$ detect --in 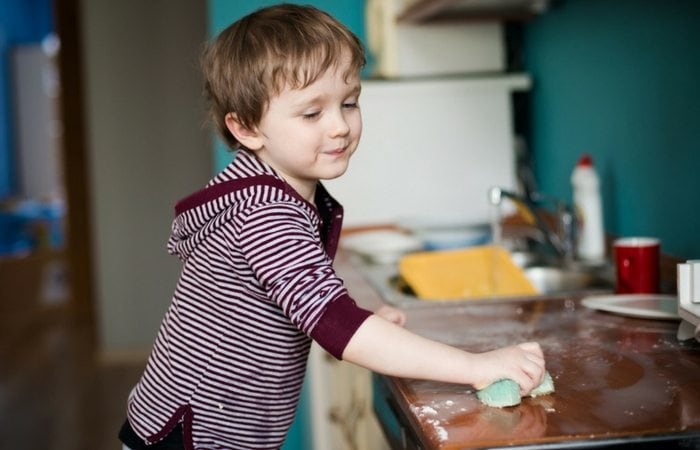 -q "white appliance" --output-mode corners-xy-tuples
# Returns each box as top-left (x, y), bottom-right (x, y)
(678, 260), (700, 343)
(11, 42), (63, 200)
